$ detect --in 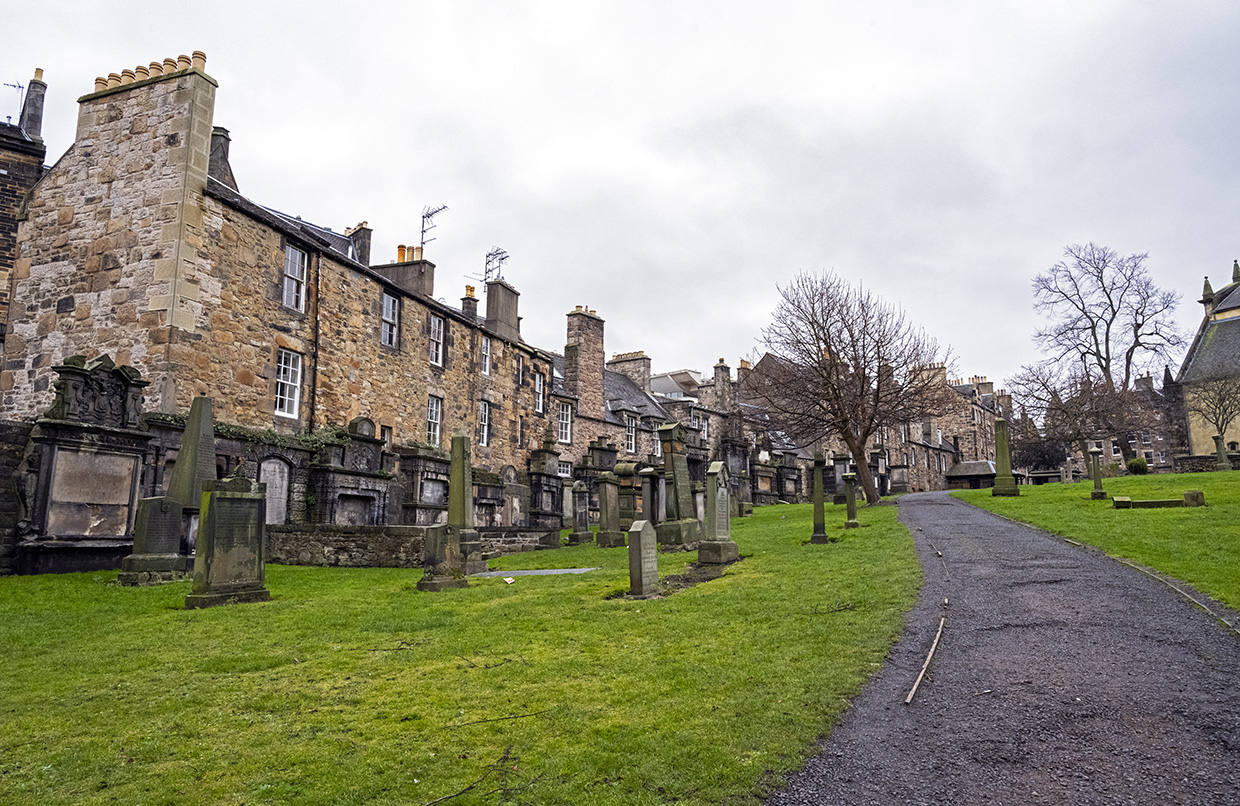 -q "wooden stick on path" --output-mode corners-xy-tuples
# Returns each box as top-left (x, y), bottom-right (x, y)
(905, 617), (946, 705)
